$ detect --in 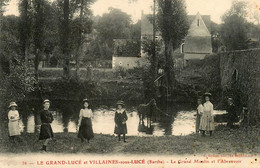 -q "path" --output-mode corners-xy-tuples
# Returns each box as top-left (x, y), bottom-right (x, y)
(112, 138), (135, 153)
